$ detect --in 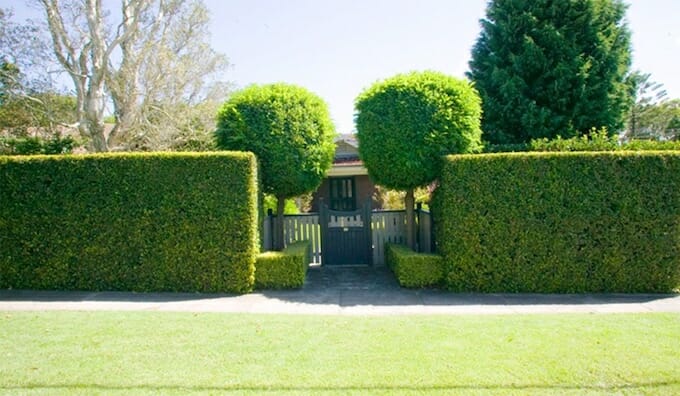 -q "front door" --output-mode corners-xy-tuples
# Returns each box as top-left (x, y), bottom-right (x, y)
(320, 203), (372, 266)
